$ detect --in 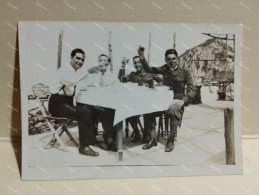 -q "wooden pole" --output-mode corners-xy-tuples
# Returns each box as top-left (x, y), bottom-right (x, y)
(148, 32), (151, 64)
(226, 34), (228, 61)
(116, 121), (123, 161)
(233, 34), (235, 62)
(173, 32), (176, 49)
(224, 108), (235, 165)
(202, 33), (234, 40)
(57, 30), (63, 69)
(108, 30), (113, 73)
